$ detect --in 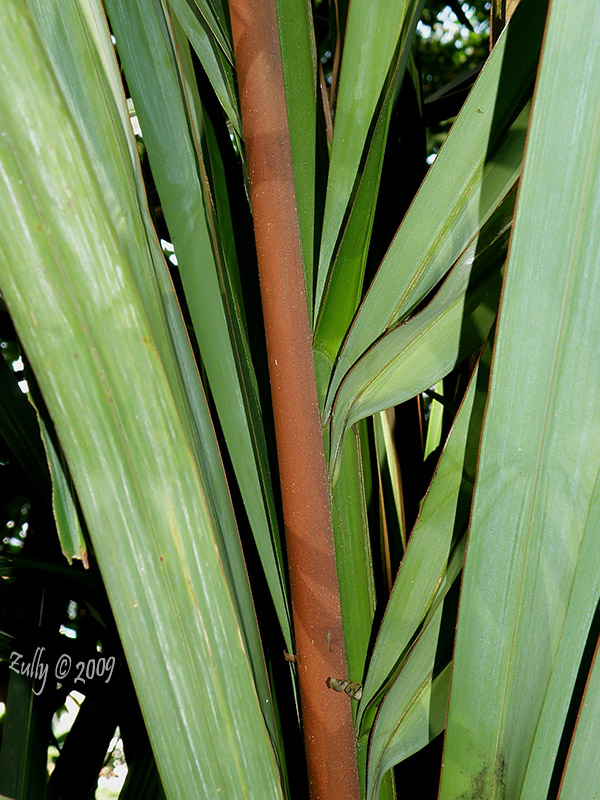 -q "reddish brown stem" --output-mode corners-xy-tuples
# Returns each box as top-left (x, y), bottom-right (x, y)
(228, 2), (360, 798)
